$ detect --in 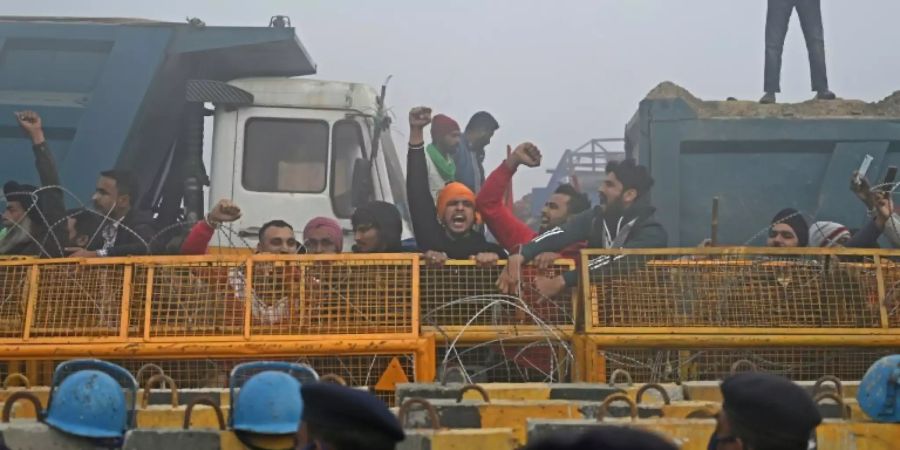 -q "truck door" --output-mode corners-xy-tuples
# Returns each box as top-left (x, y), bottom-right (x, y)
(230, 107), (339, 248)
(228, 108), (384, 249)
